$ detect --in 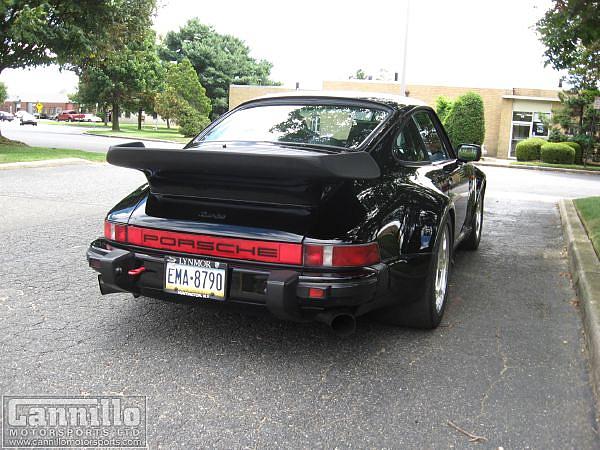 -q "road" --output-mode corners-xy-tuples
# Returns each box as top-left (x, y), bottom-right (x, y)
(1, 164), (600, 448)
(1, 120), (183, 151)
